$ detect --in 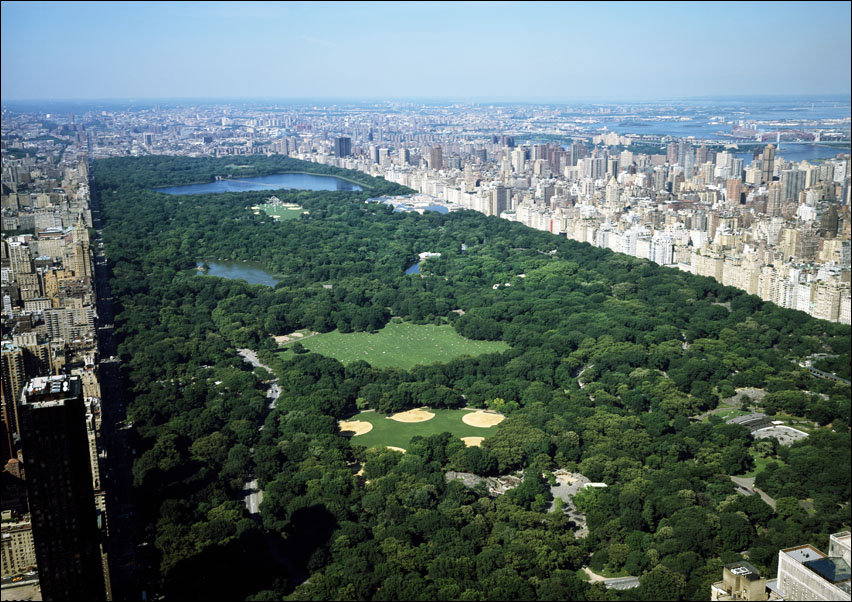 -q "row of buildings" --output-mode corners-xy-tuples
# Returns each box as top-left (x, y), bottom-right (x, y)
(2, 132), (110, 599)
